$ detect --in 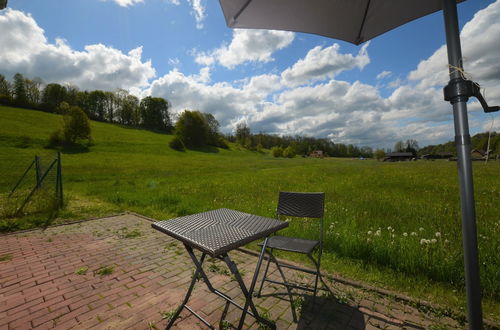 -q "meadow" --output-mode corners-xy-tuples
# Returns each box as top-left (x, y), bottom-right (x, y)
(1, 105), (499, 321)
